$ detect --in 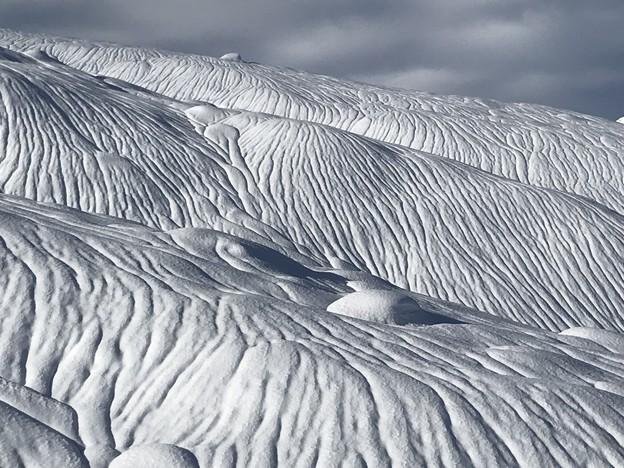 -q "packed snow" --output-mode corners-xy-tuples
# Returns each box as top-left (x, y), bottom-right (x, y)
(1, 28), (624, 467)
